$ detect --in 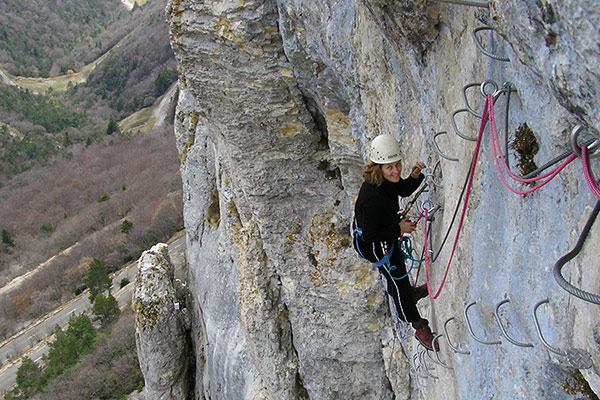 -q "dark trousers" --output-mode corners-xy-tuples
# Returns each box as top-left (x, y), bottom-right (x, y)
(354, 237), (426, 328)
